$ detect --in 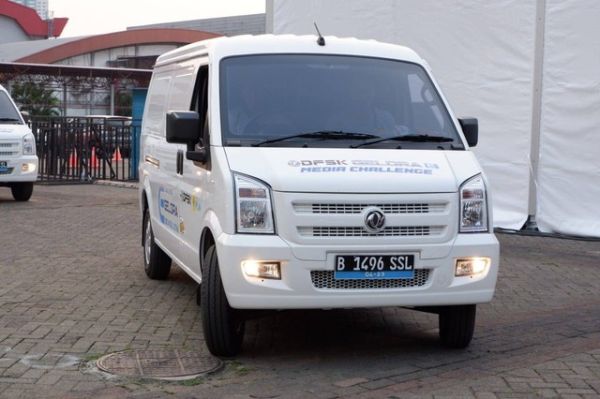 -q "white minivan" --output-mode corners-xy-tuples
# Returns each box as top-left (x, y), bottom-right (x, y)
(139, 35), (499, 356)
(0, 84), (38, 201)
